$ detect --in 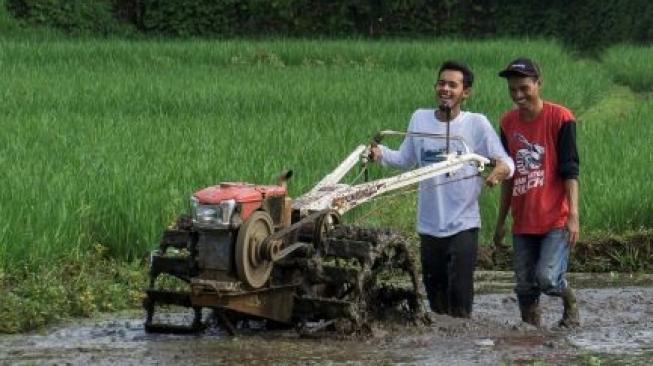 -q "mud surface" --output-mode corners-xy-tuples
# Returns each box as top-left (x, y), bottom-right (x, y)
(1, 272), (652, 365)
